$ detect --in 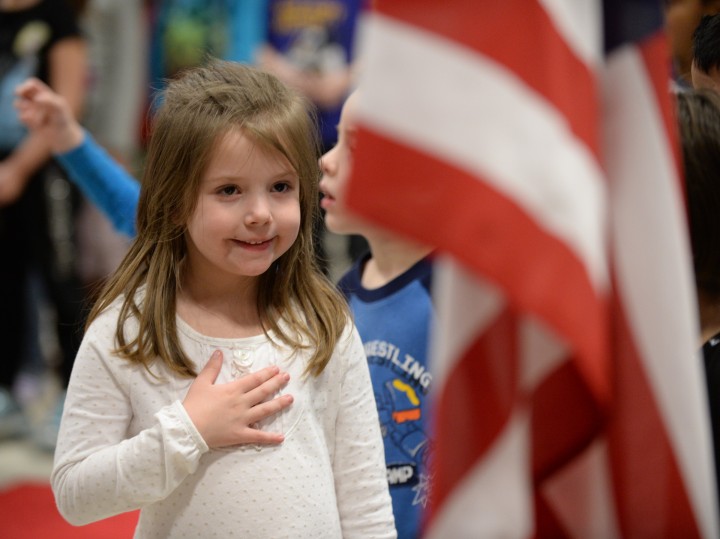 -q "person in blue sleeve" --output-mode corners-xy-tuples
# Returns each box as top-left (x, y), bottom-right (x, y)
(15, 77), (138, 237)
